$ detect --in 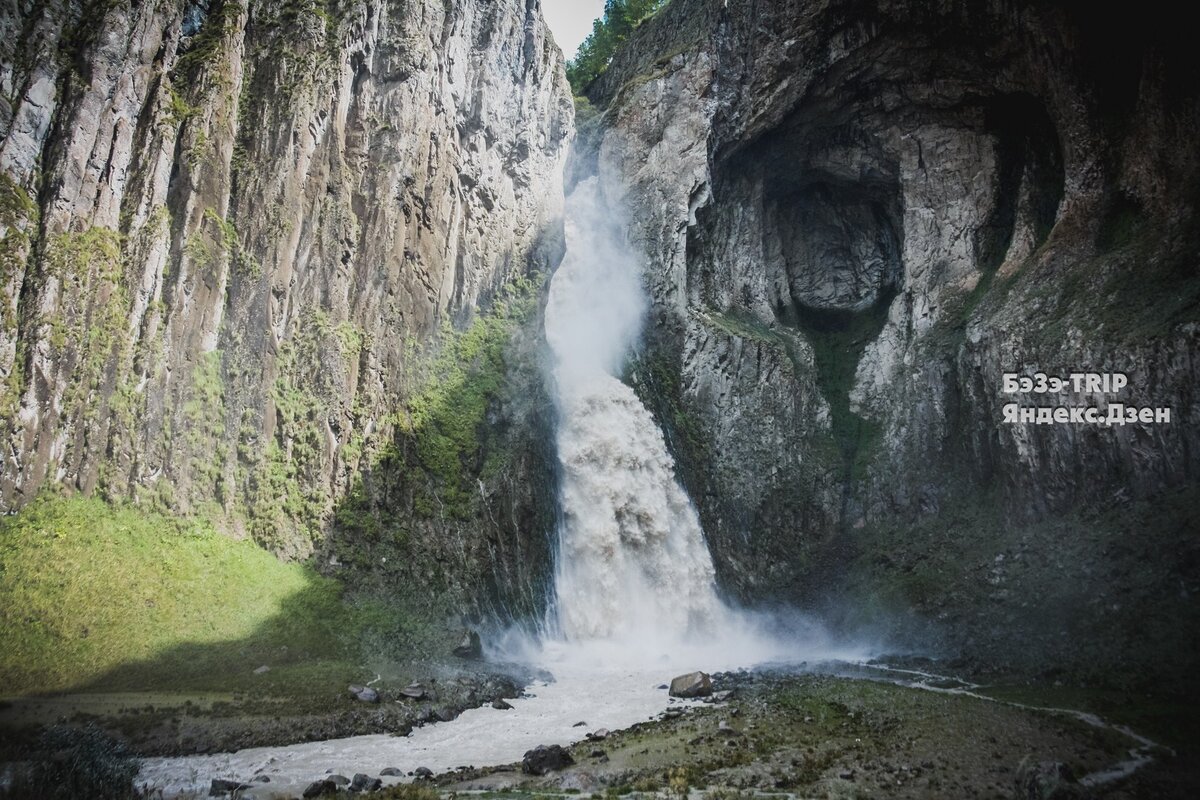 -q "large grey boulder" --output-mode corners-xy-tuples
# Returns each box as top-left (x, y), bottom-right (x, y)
(521, 744), (575, 775)
(669, 671), (712, 698)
